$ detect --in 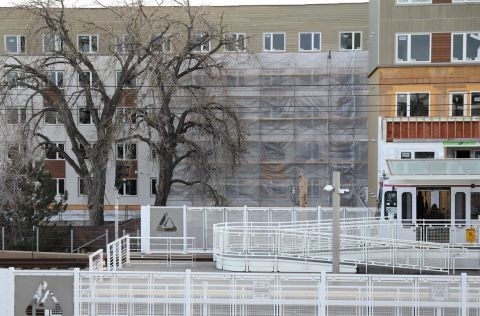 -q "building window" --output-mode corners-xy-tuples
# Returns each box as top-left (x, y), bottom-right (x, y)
(264, 33), (285, 52)
(193, 33), (210, 52)
(397, 0), (431, 4)
(45, 110), (61, 125)
(151, 178), (157, 196)
(339, 32), (361, 50)
(226, 70), (245, 87)
(396, 93), (429, 117)
(472, 92), (480, 116)
(78, 71), (99, 88)
(116, 71), (136, 88)
(401, 192), (413, 224)
(79, 108), (92, 124)
(117, 143), (137, 160)
(52, 178), (65, 196)
(5, 71), (24, 88)
(78, 35), (98, 53)
(401, 152), (412, 159)
(6, 108), (26, 124)
(151, 33), (171, 52)
(47, 71), (64, 89)
(43, 33), (63, 52)
(224, 33), (246, 52)
(5, 35), (25, 53)
(119, 179), (137, 196)
(451, 93), (465, 116)
(452, 32), (480, 62)
(299, 32), (321, 51)
(396, 33), (431, 63)
(78, 178), (87, 196)
(414, 152), (434, 159)
(116, 107), (137, 124)
(45, 143), (65, 160)
(115, 34), (134, 53)
(225, 179), (246, 197)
